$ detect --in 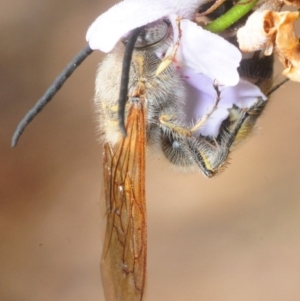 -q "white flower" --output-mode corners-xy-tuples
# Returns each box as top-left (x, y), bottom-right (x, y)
(87, 0), (266, 136)
(86, 0), (241, 86)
